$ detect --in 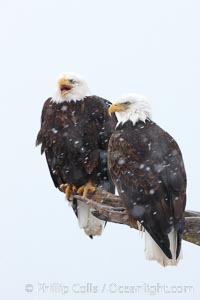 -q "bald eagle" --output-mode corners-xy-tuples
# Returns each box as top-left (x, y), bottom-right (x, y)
(36, 73), (117, 237)
(108, 94), (186, 266)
